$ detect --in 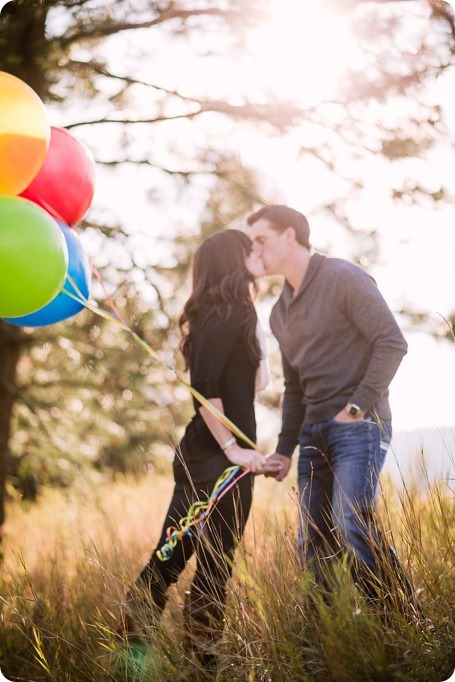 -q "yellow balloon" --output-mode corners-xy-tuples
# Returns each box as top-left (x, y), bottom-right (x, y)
(0, 71), (50, 196)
